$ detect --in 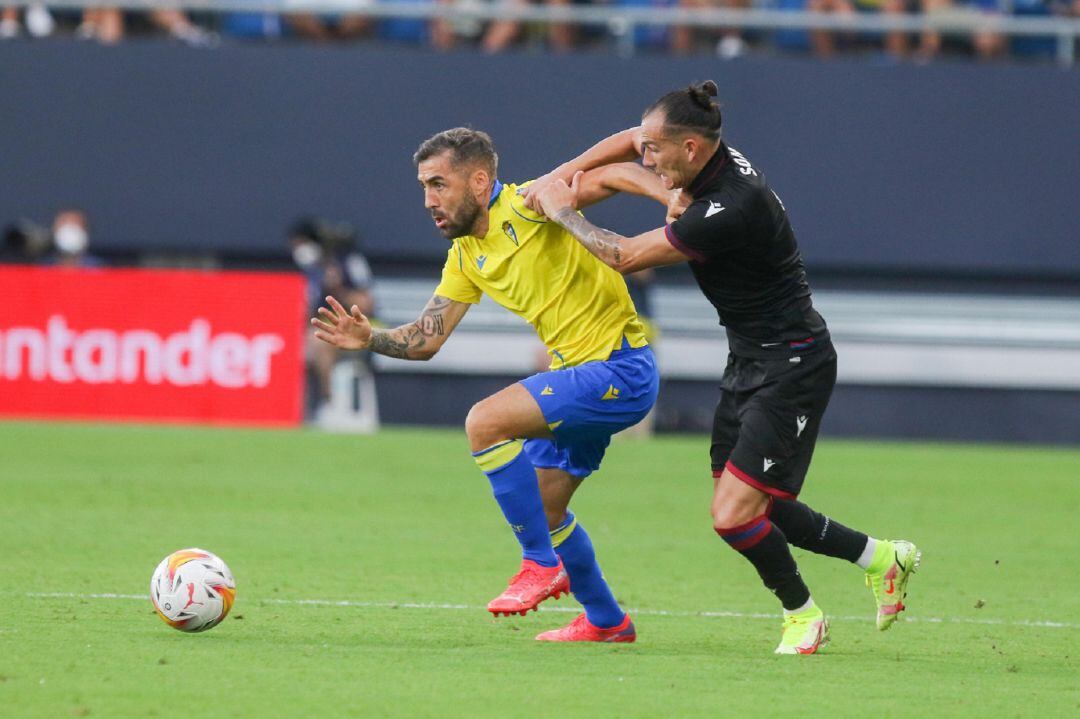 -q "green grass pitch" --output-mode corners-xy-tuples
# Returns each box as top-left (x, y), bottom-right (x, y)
(1, 421), (1078, 717)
